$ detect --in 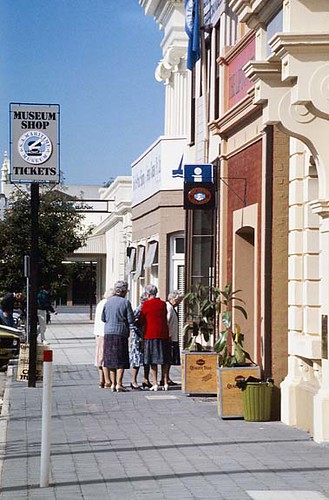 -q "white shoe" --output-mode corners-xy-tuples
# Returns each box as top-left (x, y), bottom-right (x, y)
(43, 340), (49, 345)
(150, 384), (158, 391)
(163, 384), (169, 391)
